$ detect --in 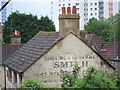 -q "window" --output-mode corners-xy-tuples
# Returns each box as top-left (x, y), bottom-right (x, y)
(8, 69), (12, 82)
(90, 8), (92, 11)
(7, 70), (9, 77)
(68, 4), (70, 6)
(63, 4), (65, 6)
(76, 3), (79, 6)
(91, 13), (93, 16)
(59, 9), (61, 12)
(90, 3), (92, 5)
(95, 13), (97, 16)
(14, 72), (17, 84)
(76, 8), (79, 11)
(95, 8), (97, 10)
(95, 3), (97, 5)
(59, 0), (61, 2)
(59, 4), (61, 7)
